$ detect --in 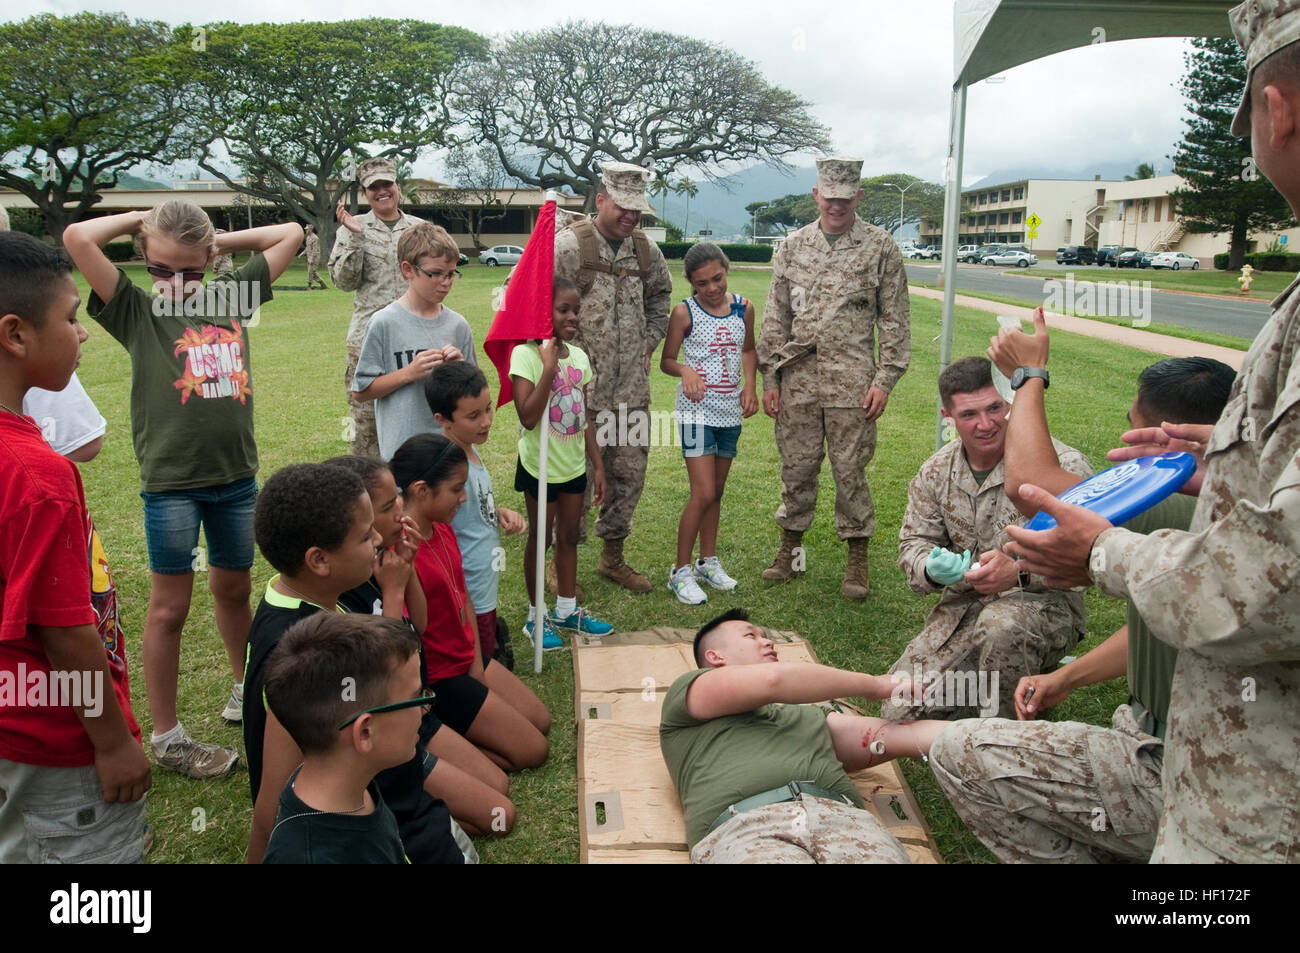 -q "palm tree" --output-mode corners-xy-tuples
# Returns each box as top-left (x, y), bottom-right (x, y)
(675, 176), (699, 235)
(1124, 162), (1158, 181)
